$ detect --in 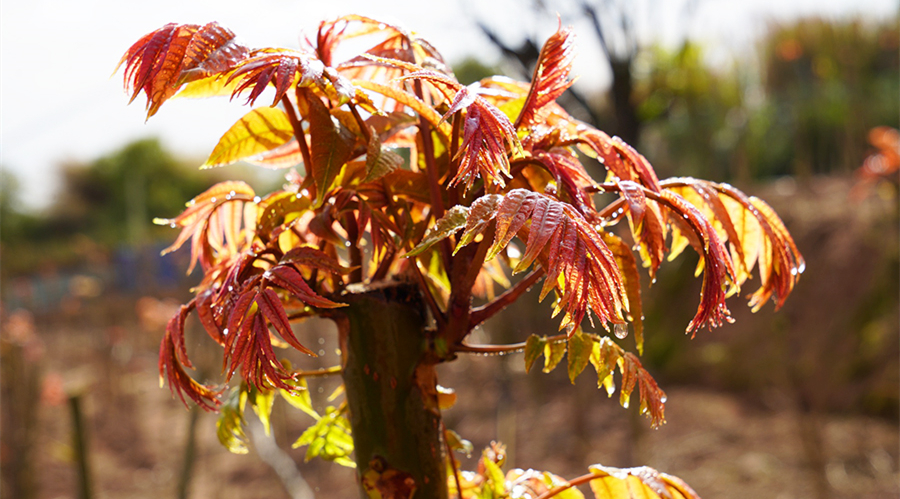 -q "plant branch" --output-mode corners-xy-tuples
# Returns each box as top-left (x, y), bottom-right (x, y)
(468, 268), (545, 328)
(456, 332), (568, 356)
(348, 102), (372, 144)
(442, 421), (463, 498)
(281, 94), (312, 174)
(409, 258), (446, 327)
(293, 366), (342, 378)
